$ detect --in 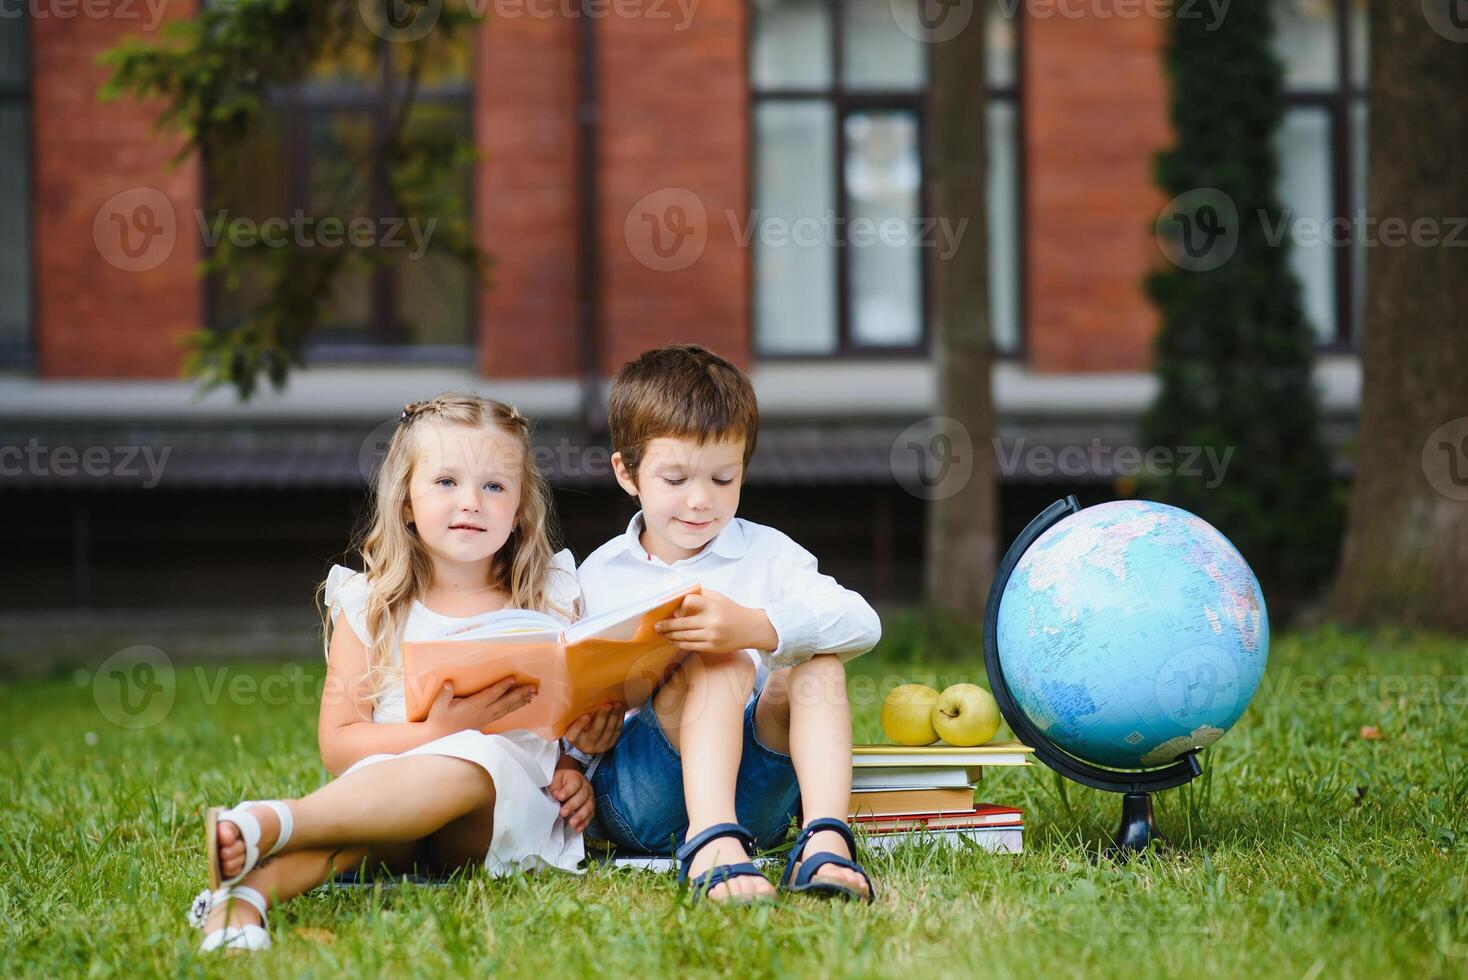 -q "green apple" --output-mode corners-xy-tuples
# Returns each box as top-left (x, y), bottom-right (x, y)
(881, 684), (941, 746)
(932, 683), (1001, 746)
